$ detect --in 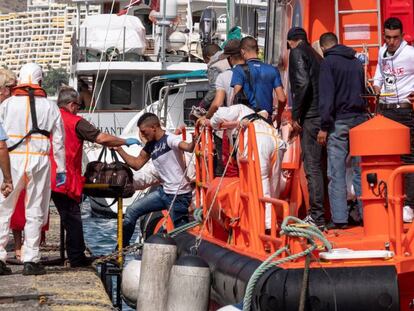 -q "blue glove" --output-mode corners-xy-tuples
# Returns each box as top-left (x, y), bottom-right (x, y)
(125, 138), (141, 147)
(56, 173), (66, 187)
